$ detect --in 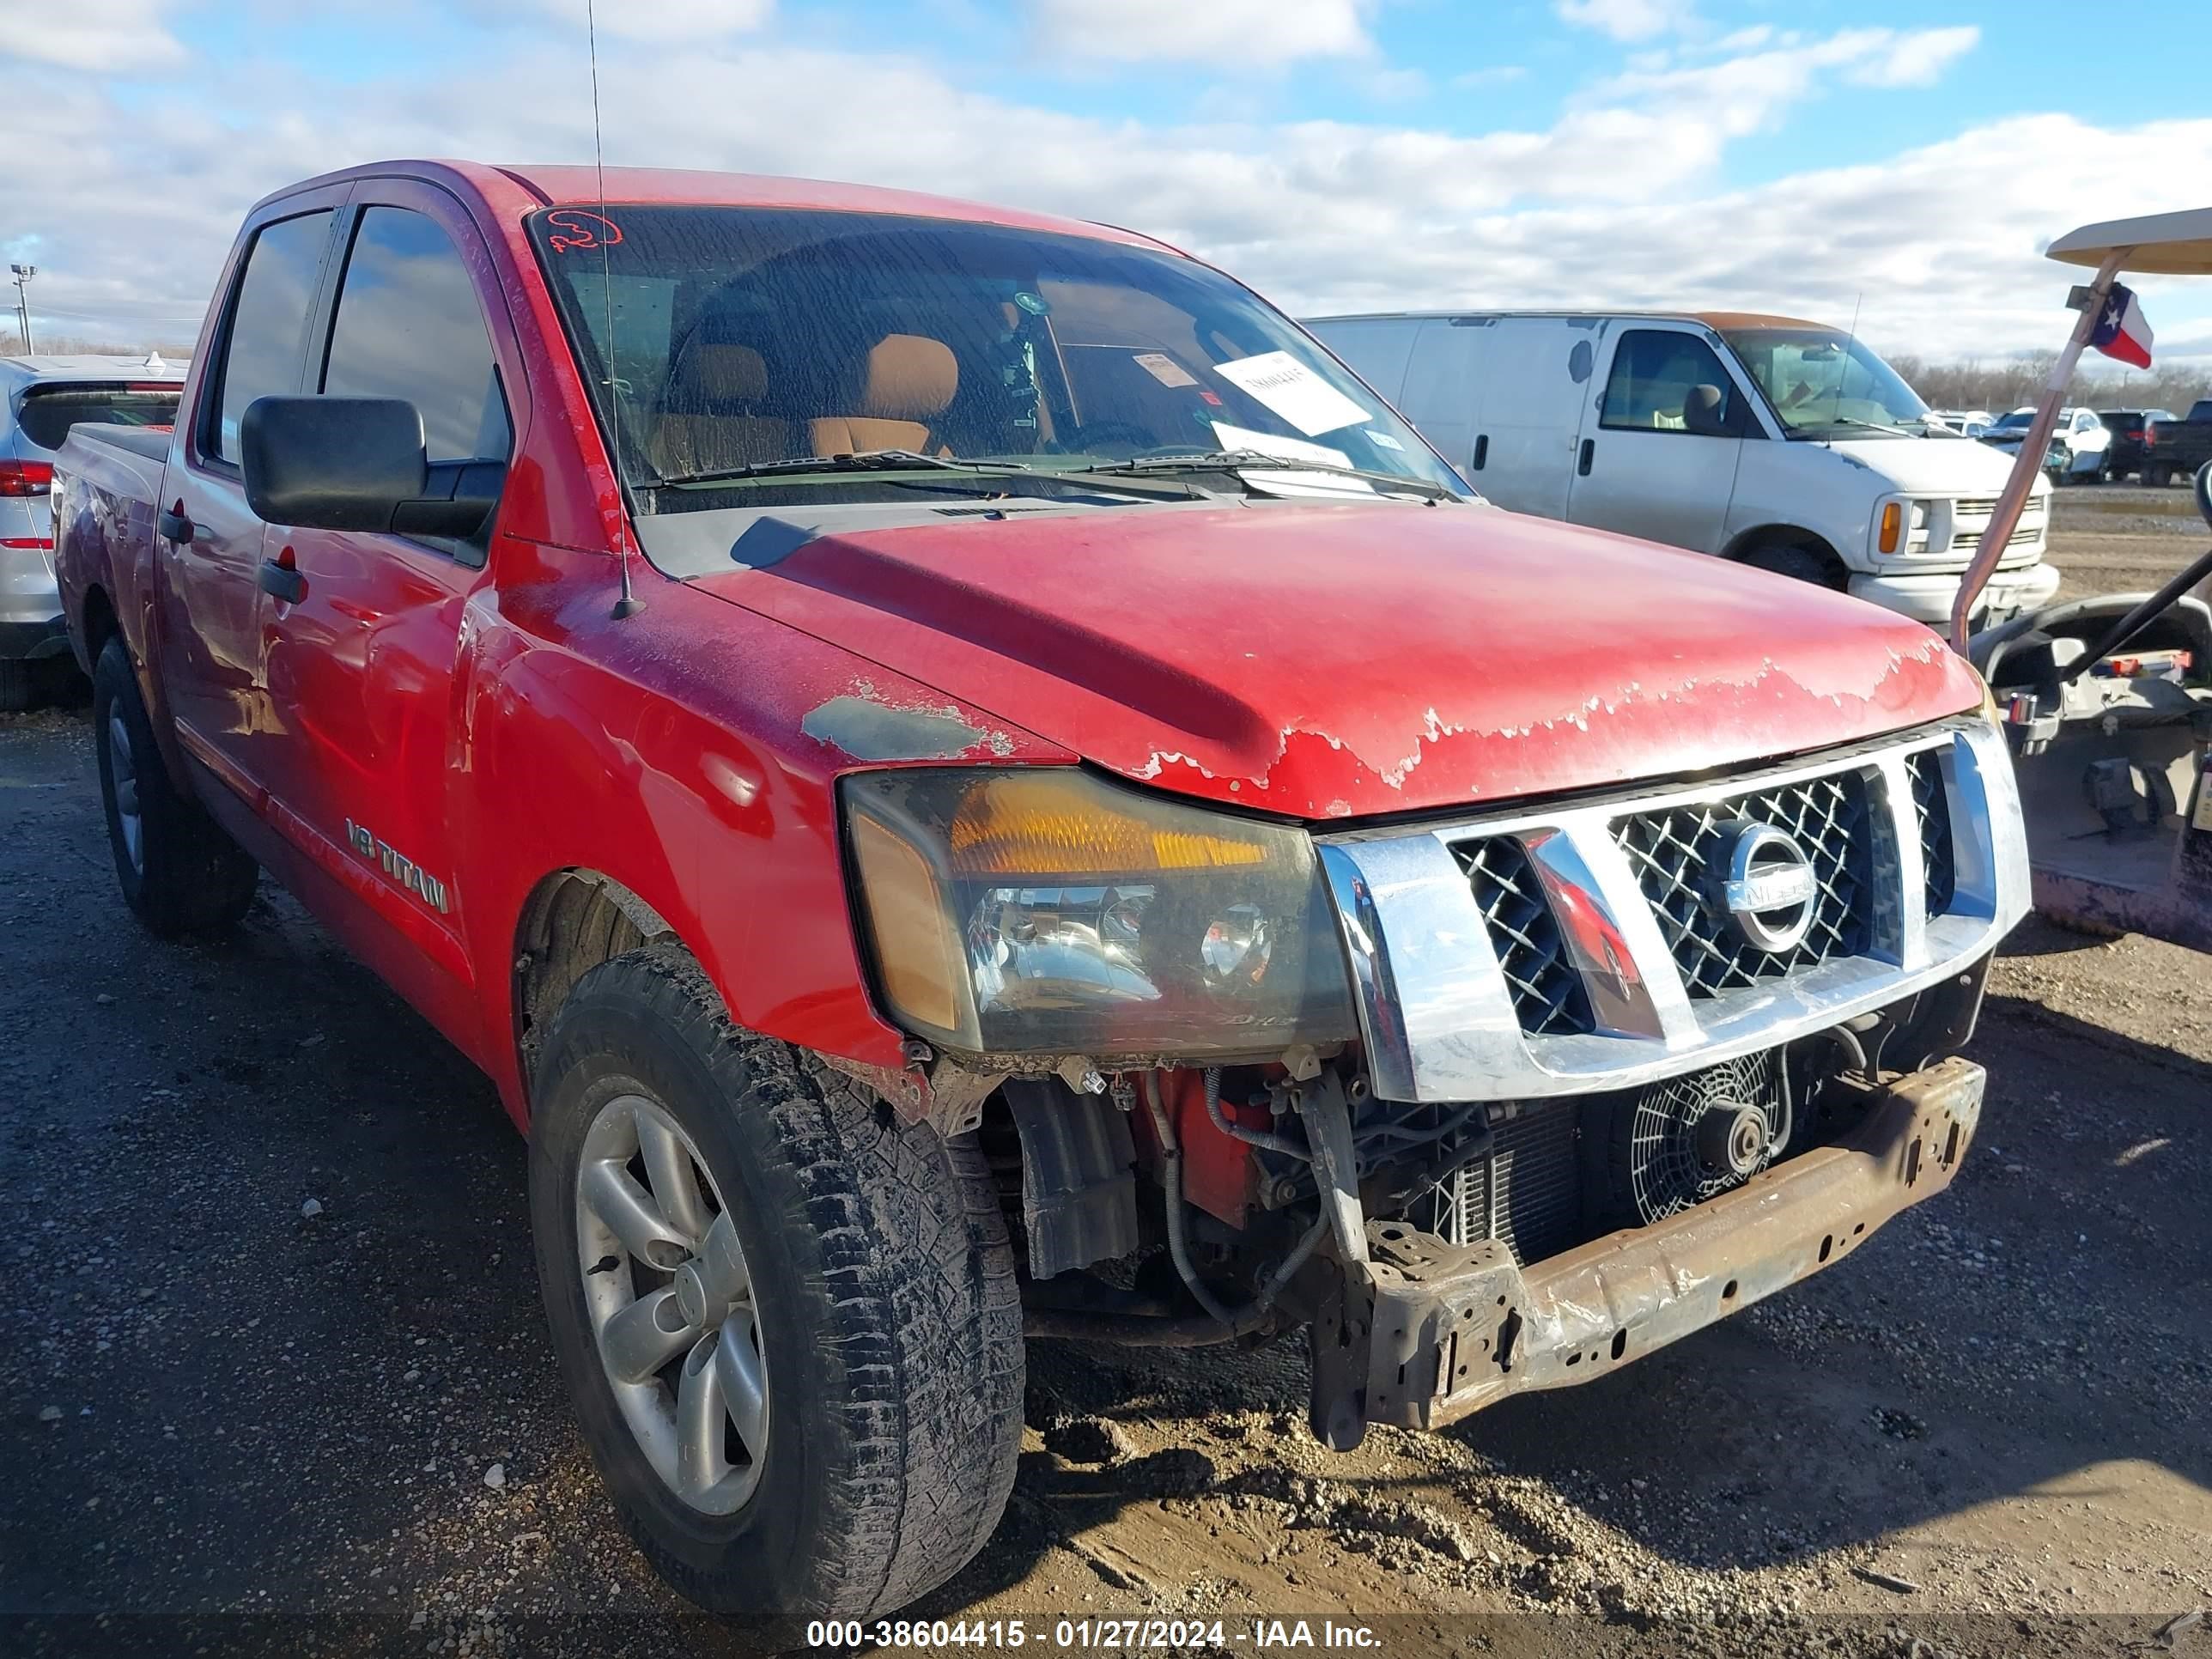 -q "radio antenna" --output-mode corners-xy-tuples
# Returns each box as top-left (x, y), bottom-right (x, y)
(1830, 289), (1863, 429)
(588, 0), (641, 619)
